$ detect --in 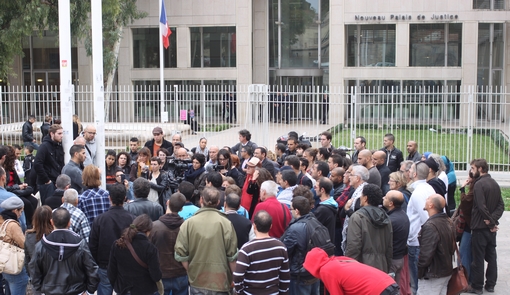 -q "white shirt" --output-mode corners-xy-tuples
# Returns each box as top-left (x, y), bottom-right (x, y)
(407, 180), (435, 246)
